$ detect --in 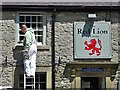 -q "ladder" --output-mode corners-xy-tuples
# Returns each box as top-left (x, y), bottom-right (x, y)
(24, 73), (35, 90)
